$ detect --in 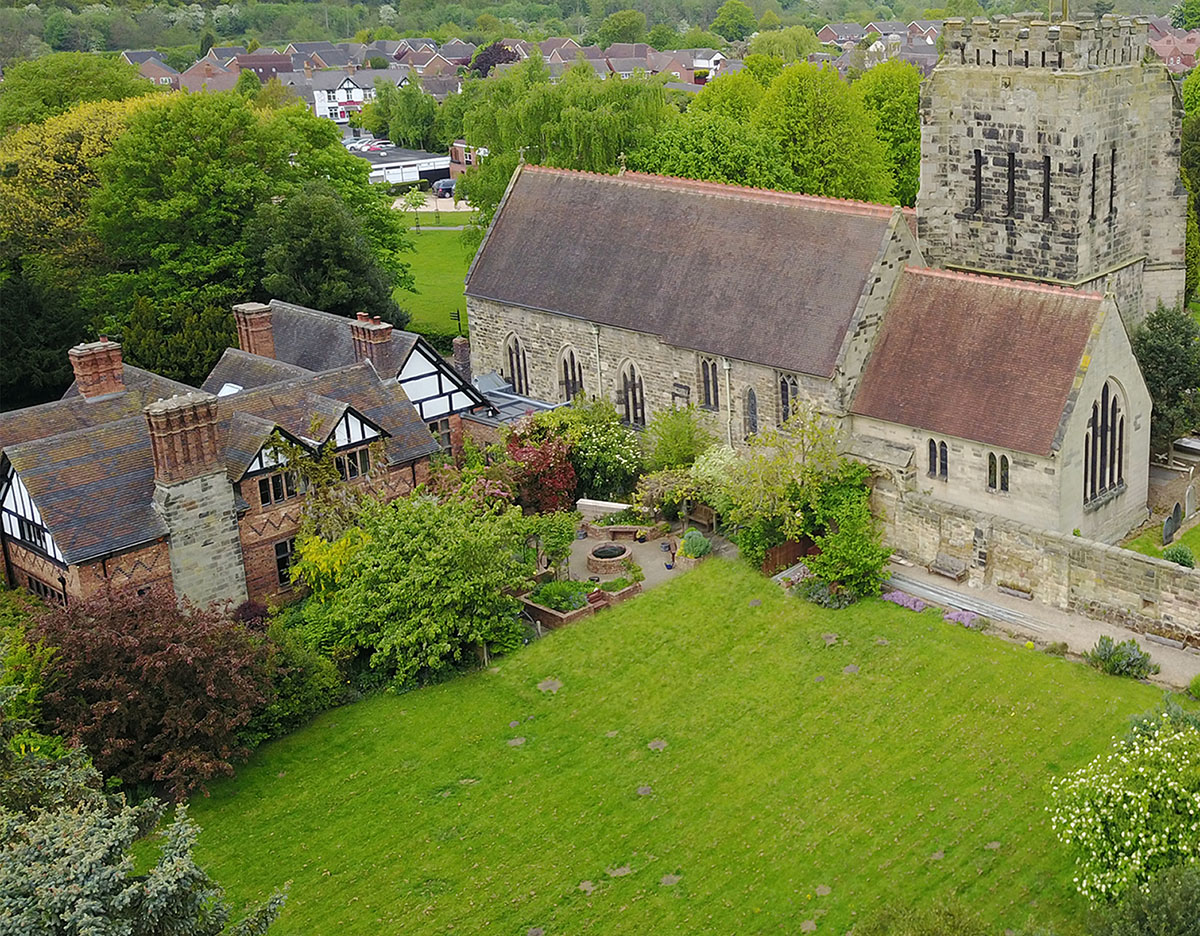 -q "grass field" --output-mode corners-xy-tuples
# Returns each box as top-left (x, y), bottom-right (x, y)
(1122, 519), (1200, 560)
(184, 561), (1172, 935)
(395, 229), (474, 337)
